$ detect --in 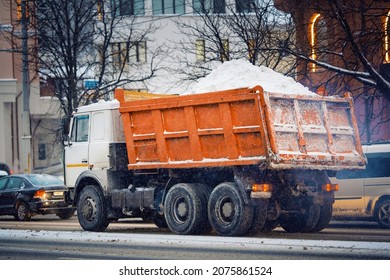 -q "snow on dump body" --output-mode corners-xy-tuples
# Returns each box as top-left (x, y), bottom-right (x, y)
(188, 59), (317, 96)
(177, 59), (365, 170)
